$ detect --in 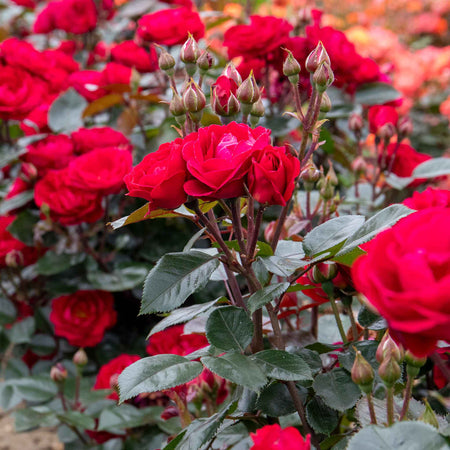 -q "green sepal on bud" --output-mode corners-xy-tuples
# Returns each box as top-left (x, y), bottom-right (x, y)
(158, 49), (176, 75)
(182, 79), (206, 113)
(197, 50), (213, 73)
(351, 349), (375, 394)
(283, 49), (301, 85)
(320, 92), (332, 112)
(73, 348), (88, 367)
(237, 72), (261, 105)
(305, 41), (330, 73)
(169, 90), (186, 117)
(300, 159), (321, 190)
(404, 350), (427, 378)
(378, 354), (401, 388)
(313, 62), (334, 93)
